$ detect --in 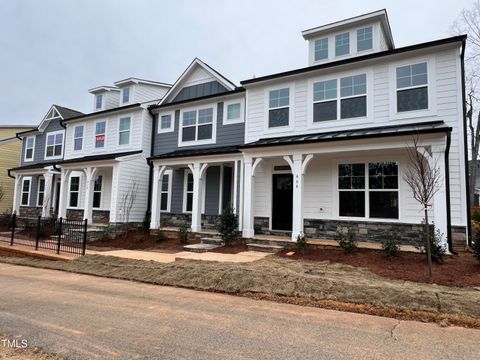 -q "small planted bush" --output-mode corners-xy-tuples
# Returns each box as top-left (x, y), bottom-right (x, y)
(178, 220), (190, 245)
(217, 207), (239, 246)
(156, 230), (166, 242)
(382, 226), (400, 258)
(335, 226), (358, 254)
(296, 232), (308, 253)
(419, 221), (446, 263)
(473, 229), (480, 264)
(142, 211), (151, 233)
